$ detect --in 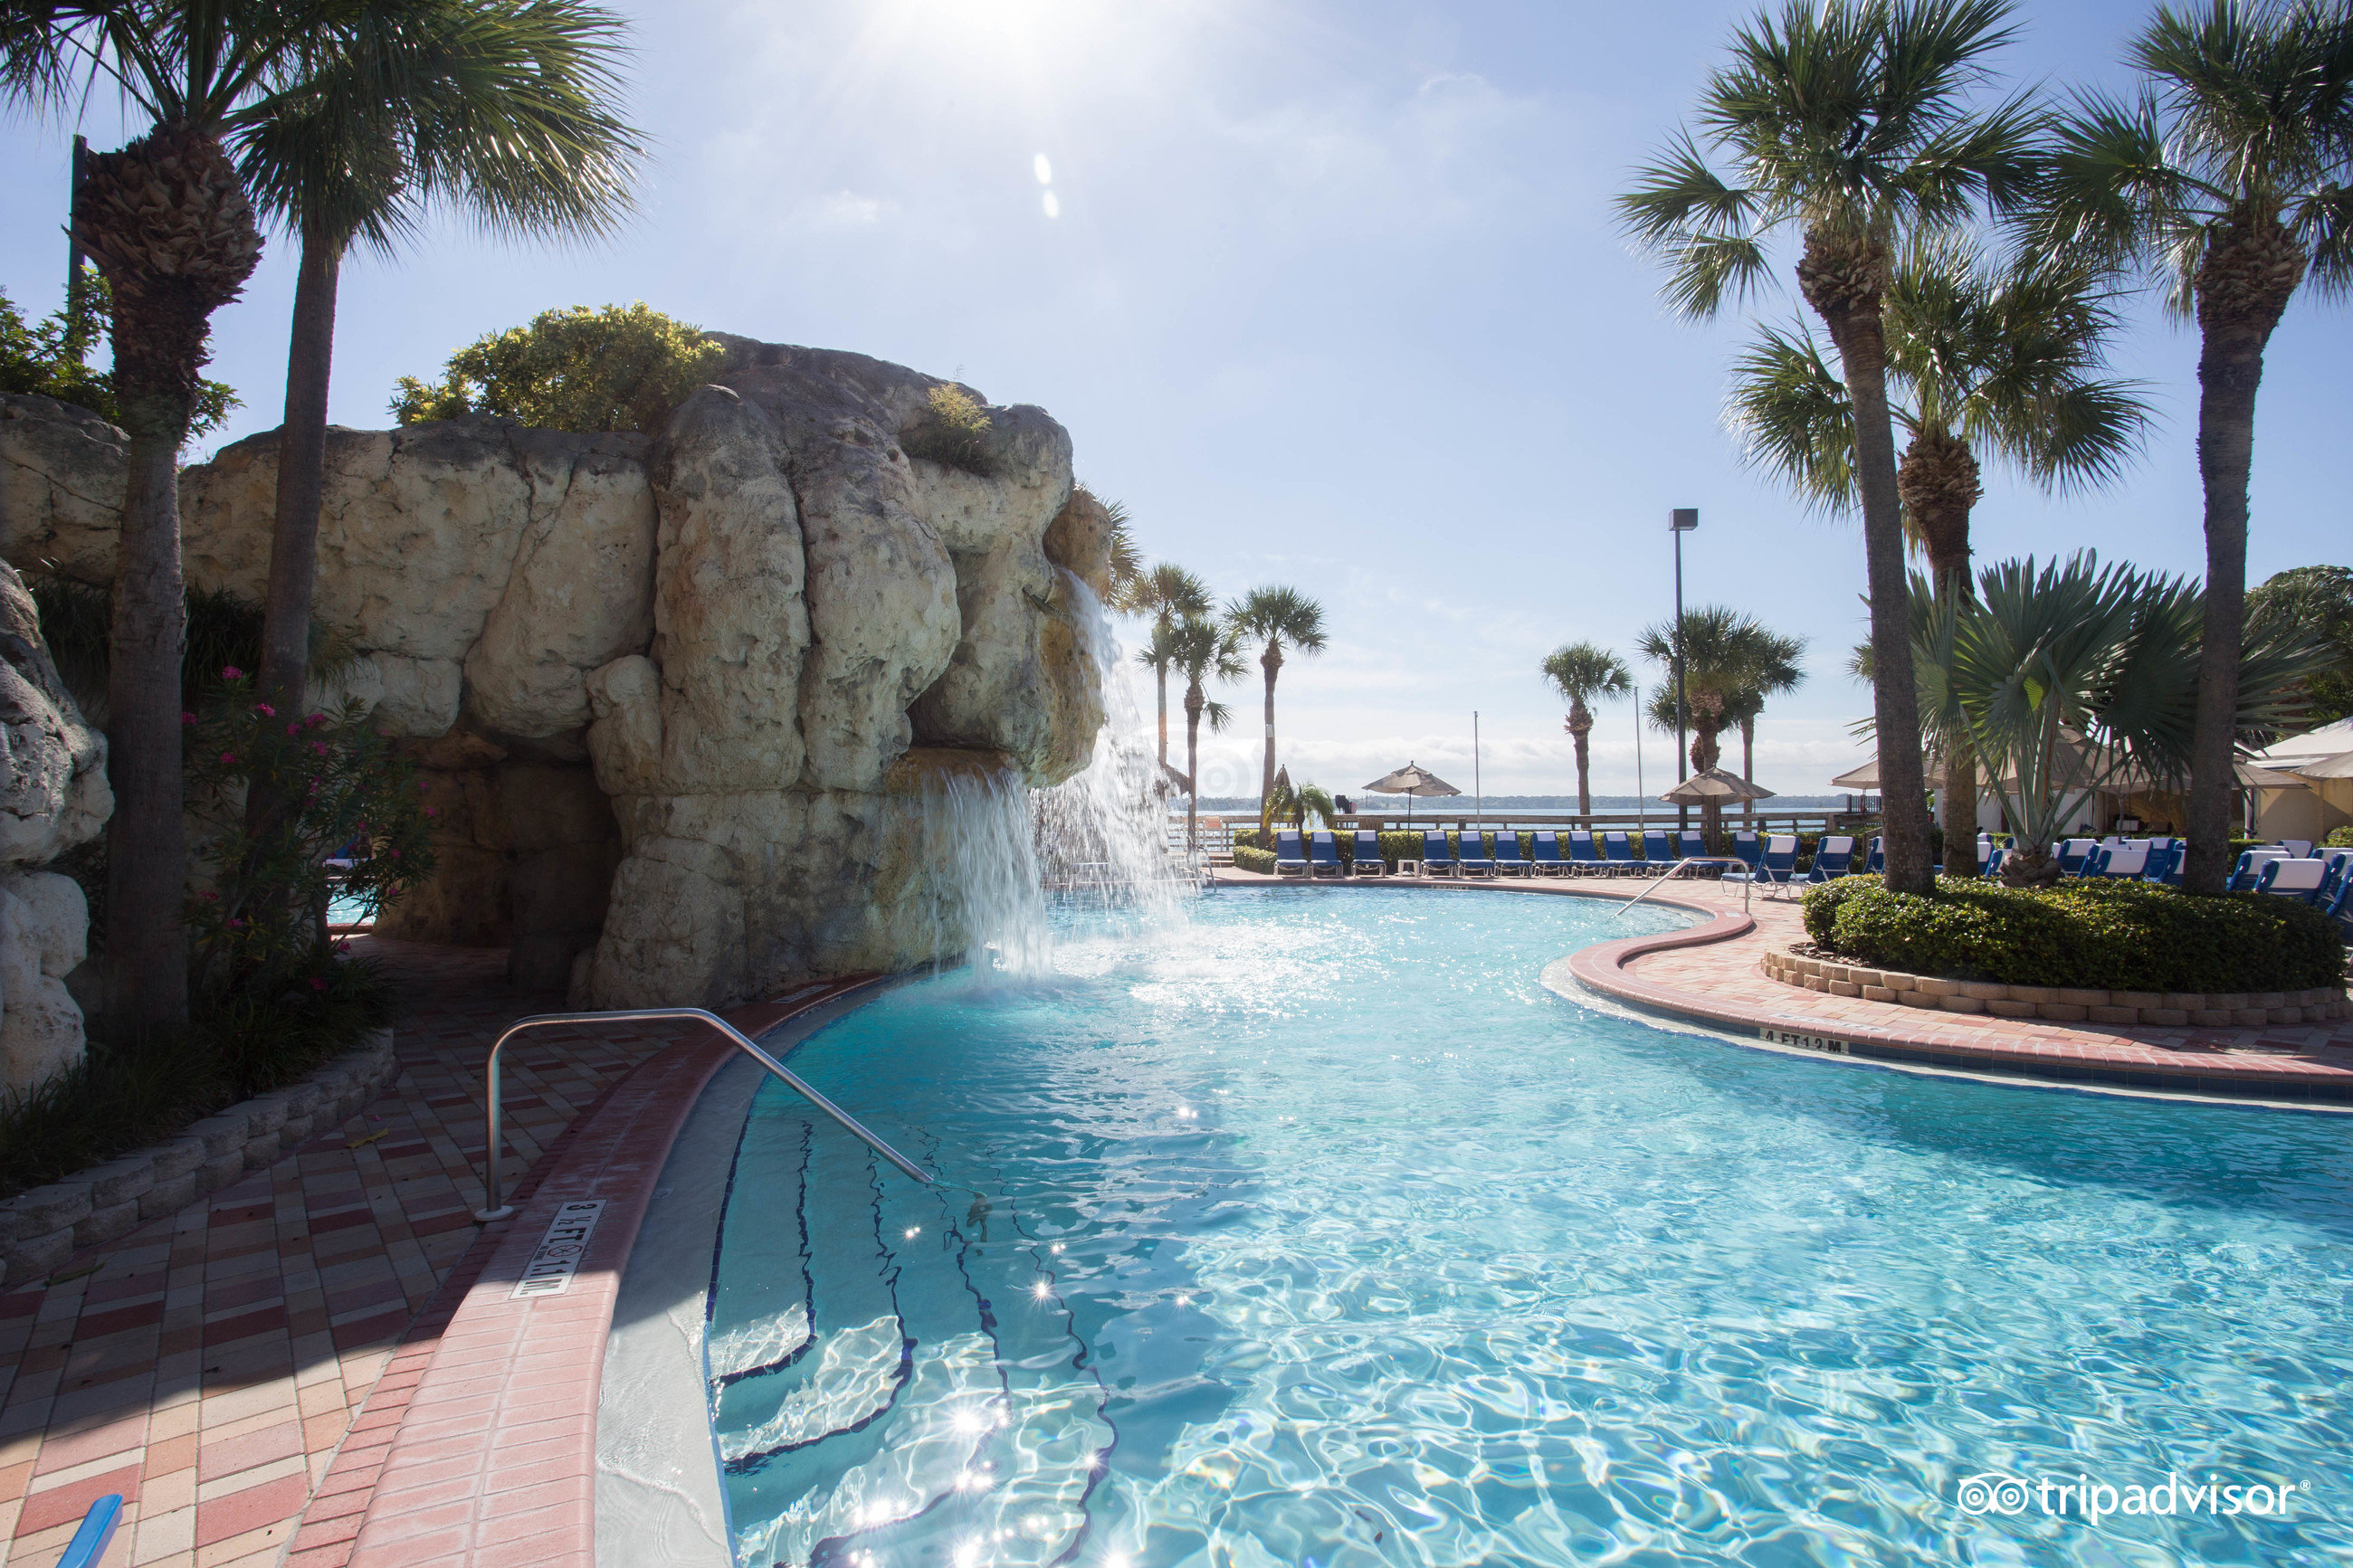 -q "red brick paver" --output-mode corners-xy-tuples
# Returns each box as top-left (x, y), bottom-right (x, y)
(0, 941), (698, 1568)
